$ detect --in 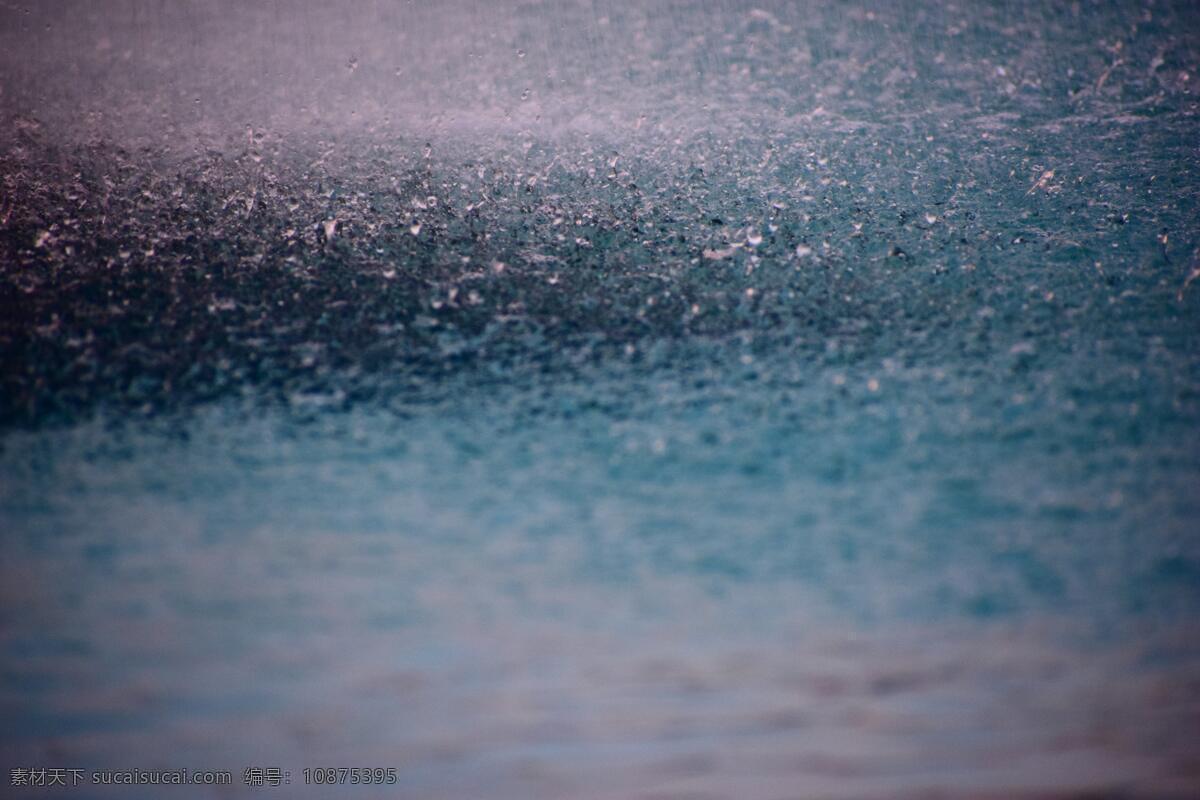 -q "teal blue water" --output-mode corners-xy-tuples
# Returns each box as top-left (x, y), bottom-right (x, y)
(2, 0), (1200, 797)
(3, 334), (1199, 796)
